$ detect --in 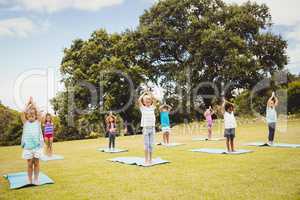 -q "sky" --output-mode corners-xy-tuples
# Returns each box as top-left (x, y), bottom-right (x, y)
(0, 0), (299, 112)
